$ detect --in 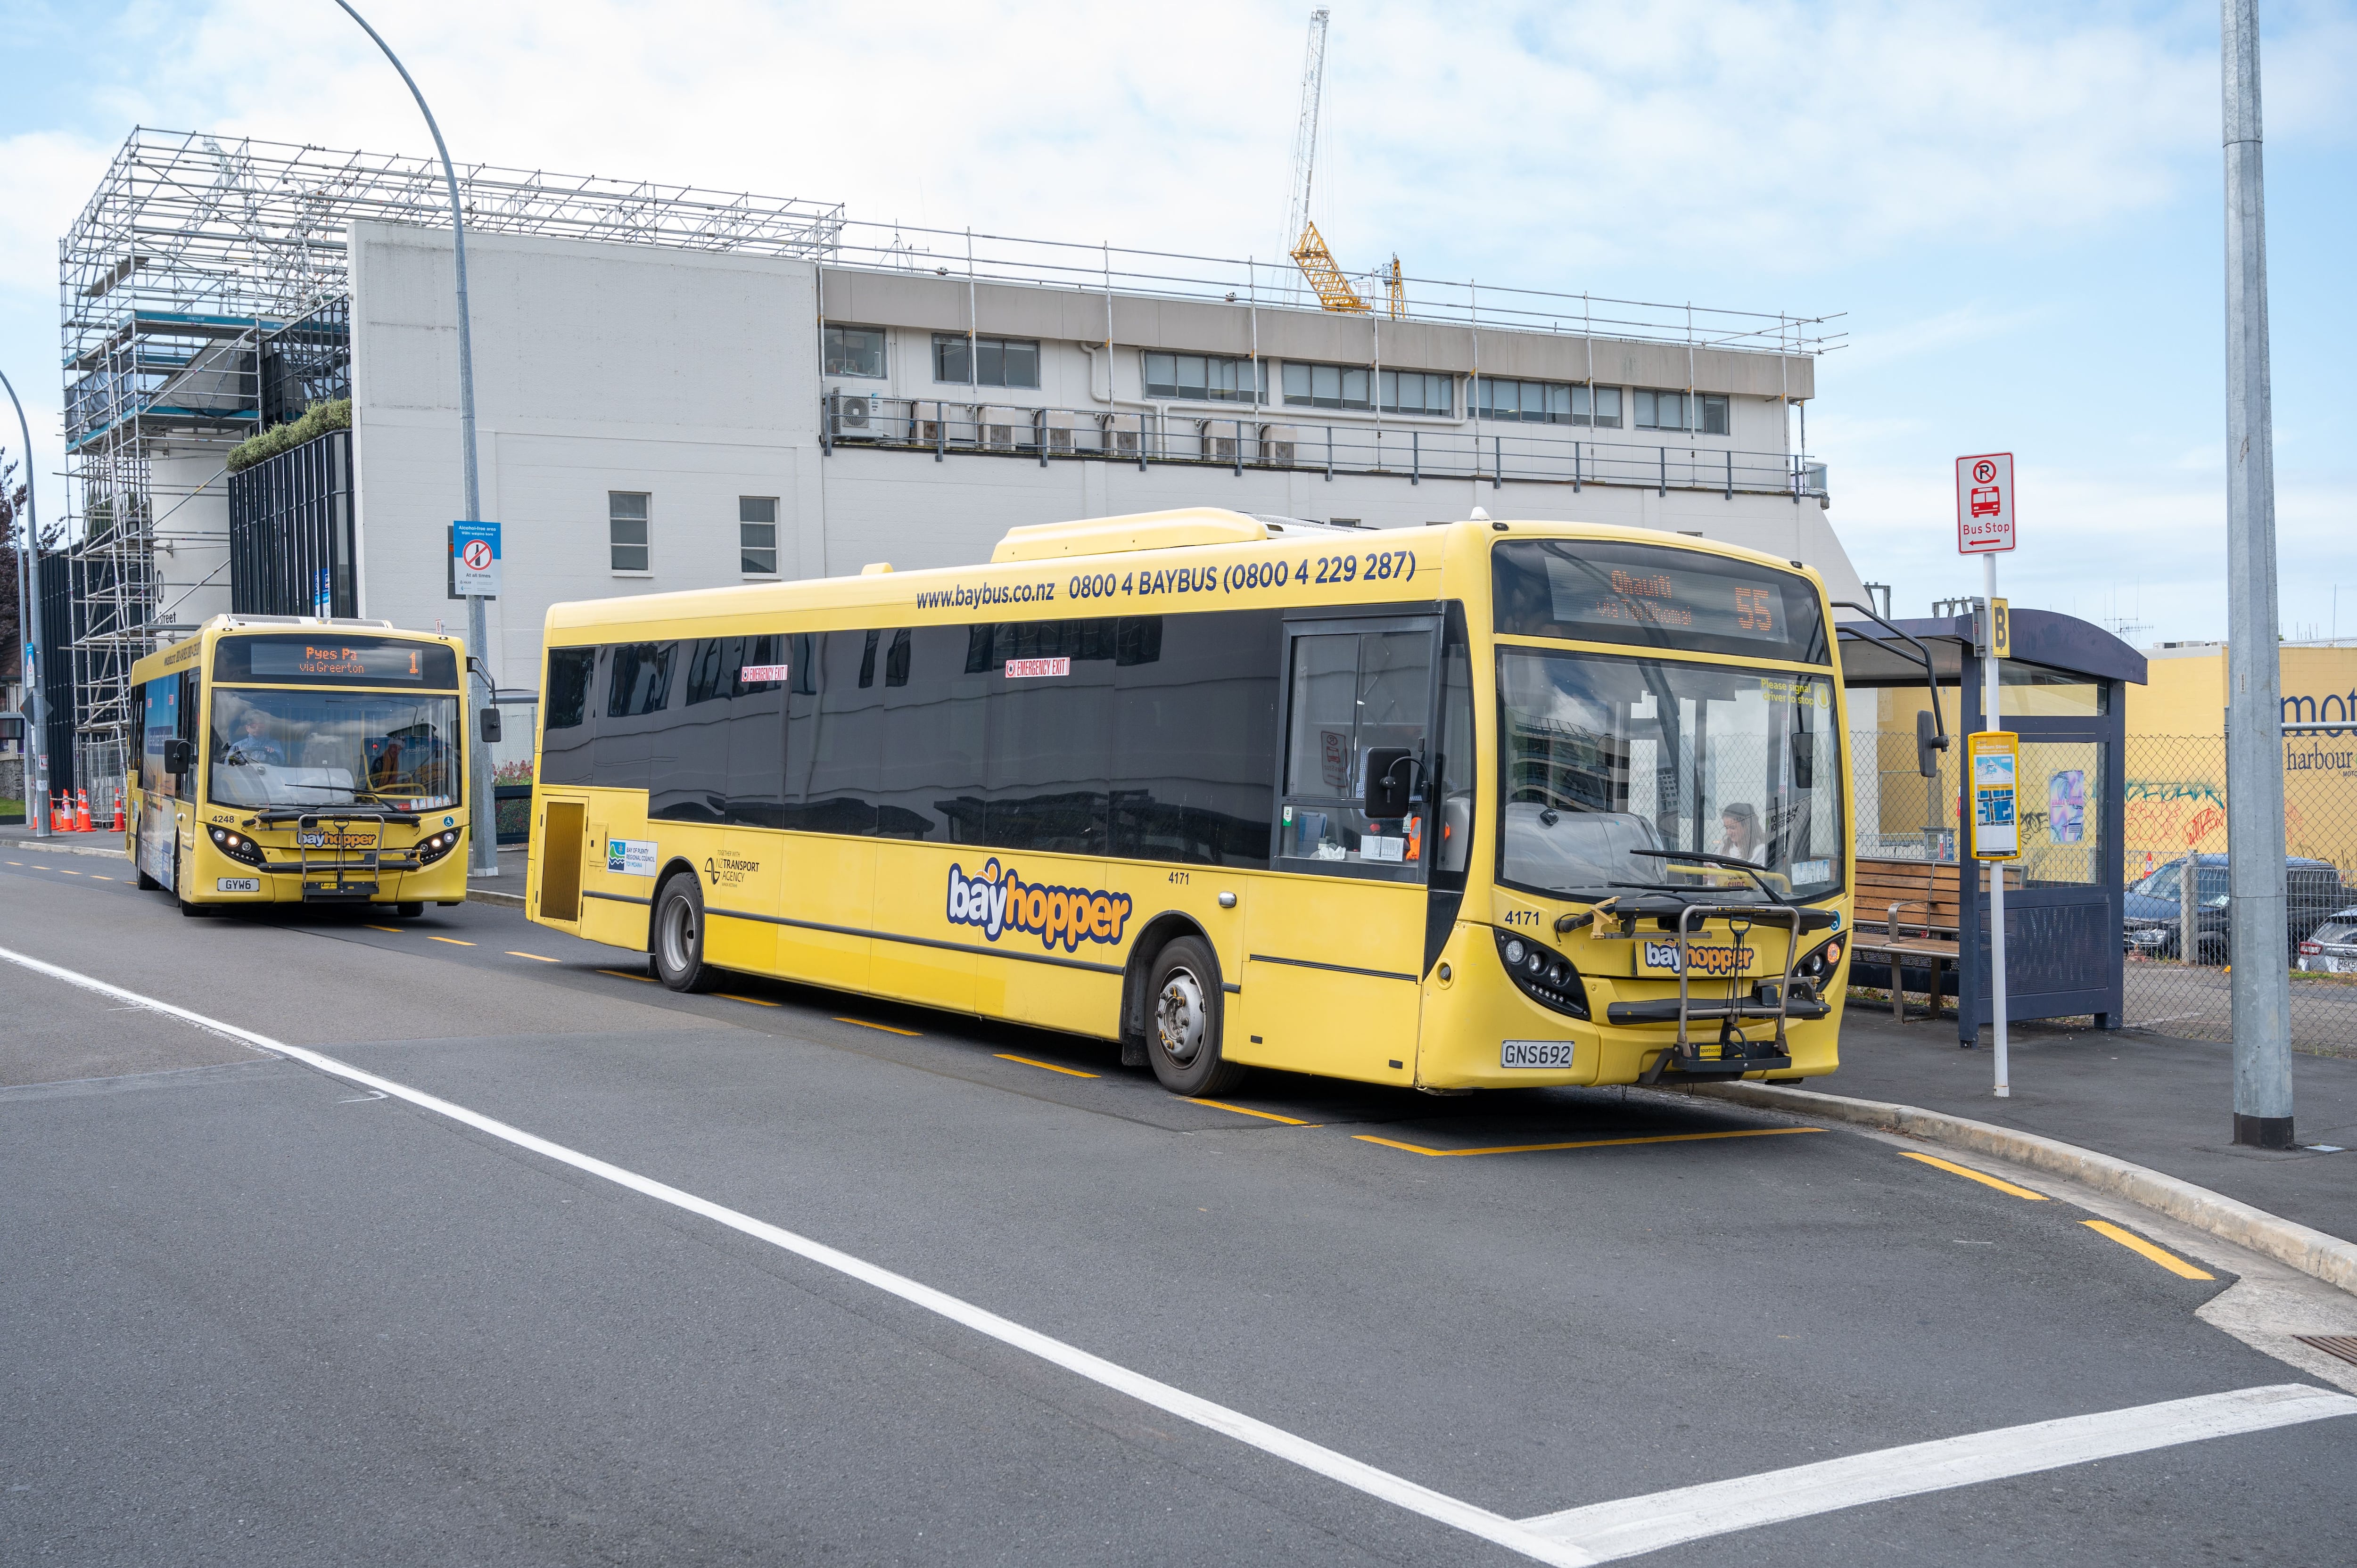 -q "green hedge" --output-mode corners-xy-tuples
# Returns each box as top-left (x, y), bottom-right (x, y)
(225, 397), (351, 475)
